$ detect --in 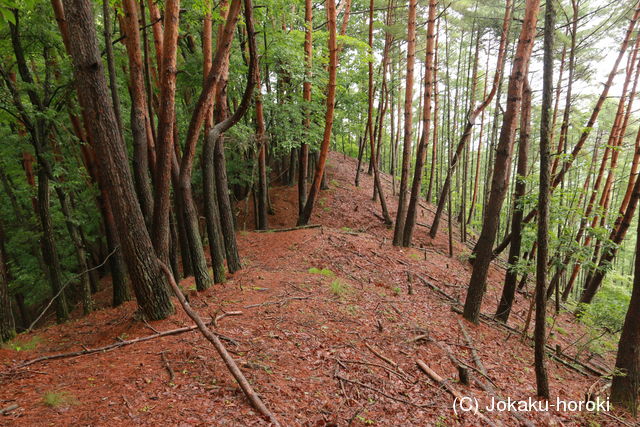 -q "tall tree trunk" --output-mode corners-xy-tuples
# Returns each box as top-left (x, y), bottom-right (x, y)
(37, 169), (69, 322)
(299, 0), (312, 216)
(151, 0), (180, 266)
(255, 68), (268, 230)
(496, 79), (531, 323)
(392, 0), (417, 245)
(64, 0), (174, 320)
(401, 0), (437, 245)
(463, 0), (540, 324)
(367, 0), (392, 225)
(297, 0), (337, 226)
(0, 222), (15, 342)
(201, 6), (226, 283)
(611, 196), (640, 412)
(102, 0), (124, 135)
(534, 0), (555, 399)
(122, 0), (154, 227)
